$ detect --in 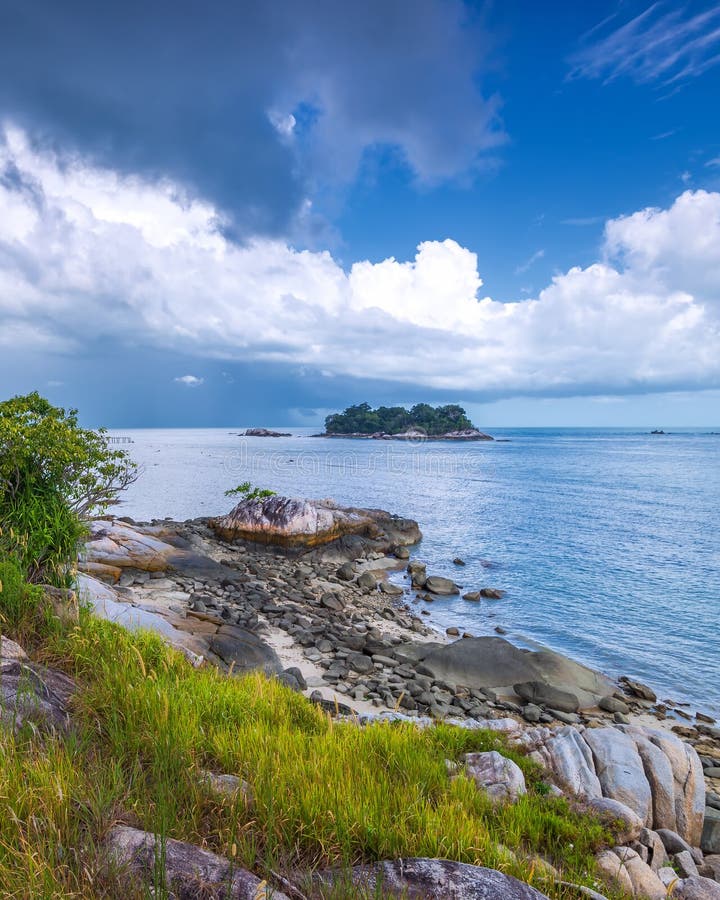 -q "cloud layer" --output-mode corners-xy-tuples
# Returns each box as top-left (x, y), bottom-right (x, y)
(1, 126), (719, 398)
(0, 0), (501, 235)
